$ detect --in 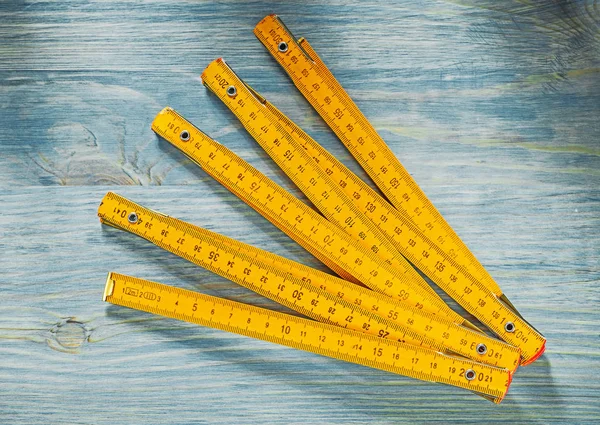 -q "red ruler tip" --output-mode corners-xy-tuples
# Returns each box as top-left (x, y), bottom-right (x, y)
(499, 368), (515, 404)
(521, 339), (546, 366)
